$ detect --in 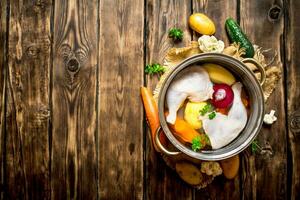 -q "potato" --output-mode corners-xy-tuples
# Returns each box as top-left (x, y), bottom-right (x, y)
(220, 155), (240, 179)
(188, 13), (216, 35)
(184, 102), (207, 129)
(175, 162), (203, 185)
(203, 63), (236, 85)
